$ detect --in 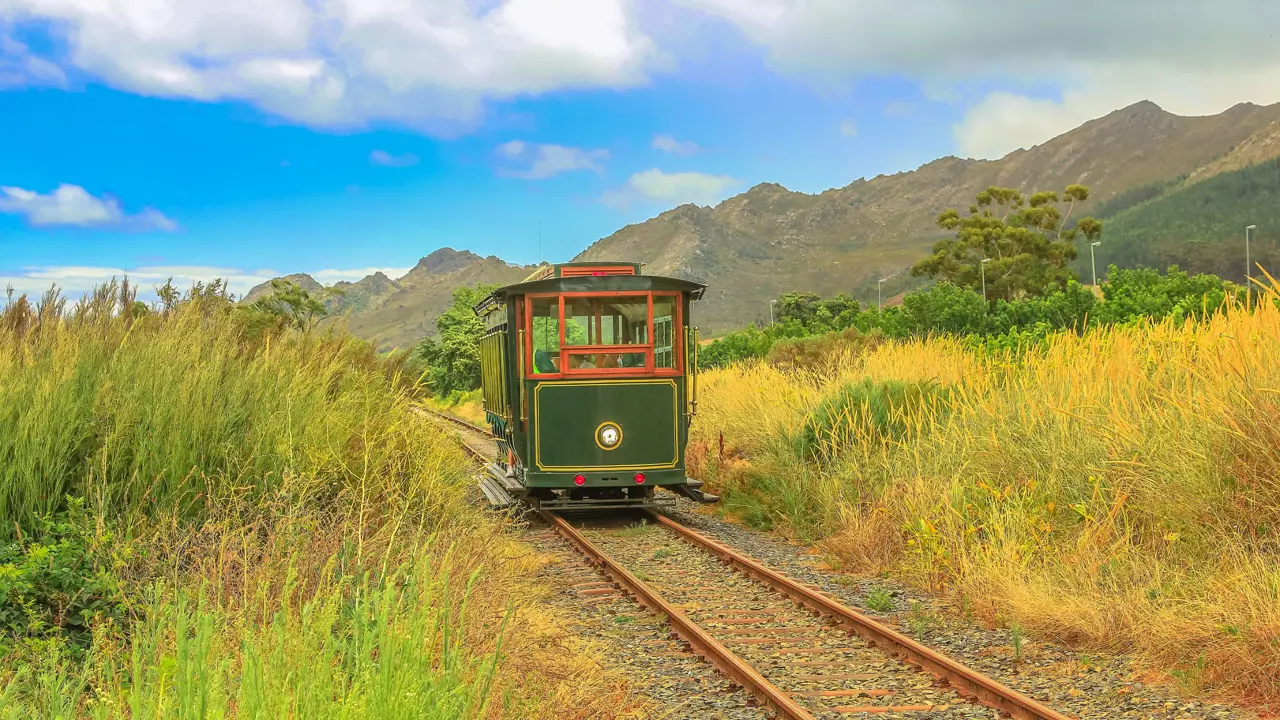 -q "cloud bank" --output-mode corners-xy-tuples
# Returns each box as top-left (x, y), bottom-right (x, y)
(0, 0), (656, 132)
(5, 0), (1280, 159)
(602, 168), (739, 209)
(0, 184), (177, 230)
(496, 141), (610, 179)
